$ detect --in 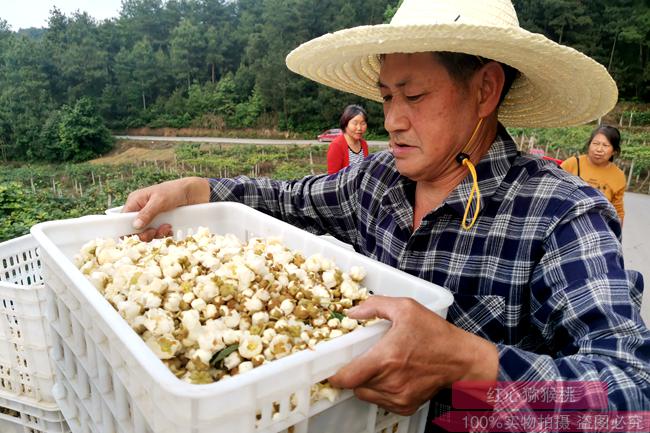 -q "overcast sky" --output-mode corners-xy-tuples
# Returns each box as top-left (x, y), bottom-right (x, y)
(2, 0), (123, 30)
